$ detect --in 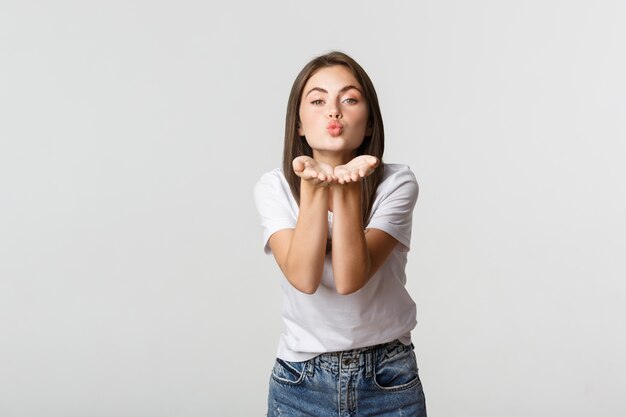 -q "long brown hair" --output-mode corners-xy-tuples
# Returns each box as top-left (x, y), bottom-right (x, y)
(282, 51), (385, 226)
